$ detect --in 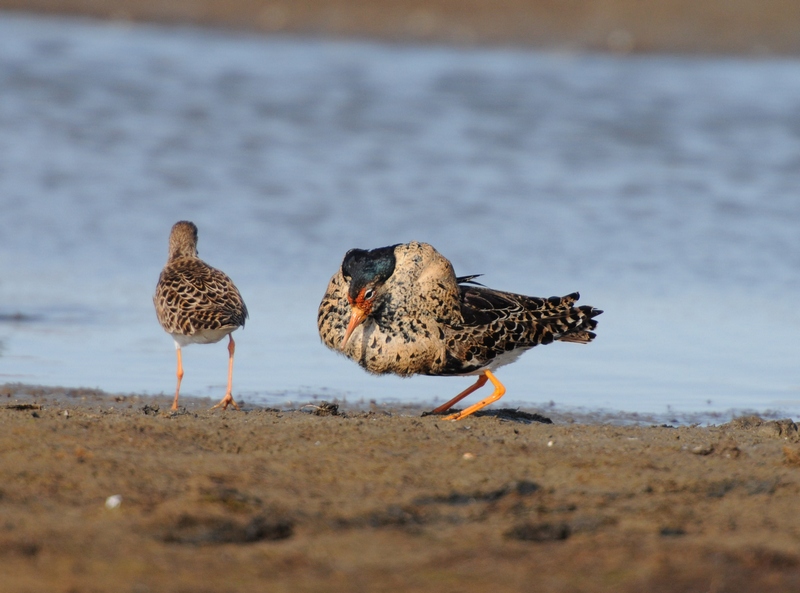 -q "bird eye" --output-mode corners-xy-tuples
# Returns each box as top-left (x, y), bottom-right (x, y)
(363, 288), (375, 300)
